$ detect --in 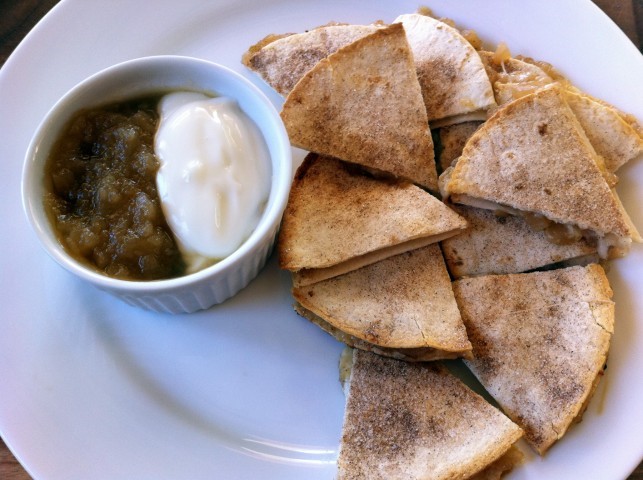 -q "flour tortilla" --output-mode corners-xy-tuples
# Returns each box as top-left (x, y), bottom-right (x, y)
(437, 121), (482, 172)
(280, 23), (438, 191)
(453, 264), (613, 454)
(293, 244), (472, 360)
(394, 13), (496, 125)
(563, 88), (643, 172)
(278, 154), (467, 286)
(478, 50), (555, 106)
(242, 23), (382, 96)
(479, 51), (643, 172)
(338, 349), (523, 479)
(440, 84), (640, 254)
(441, 204), (598, 279)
